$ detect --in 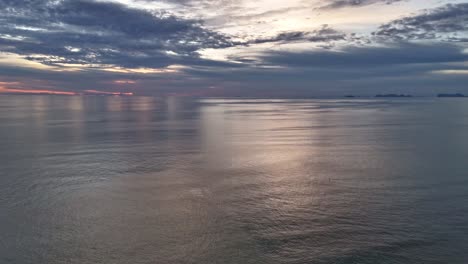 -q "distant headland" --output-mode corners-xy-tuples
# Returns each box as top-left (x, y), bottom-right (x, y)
(437, 93), (466, 98)
(340, 93), (468, 98)
(375, 94), (413, 98)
